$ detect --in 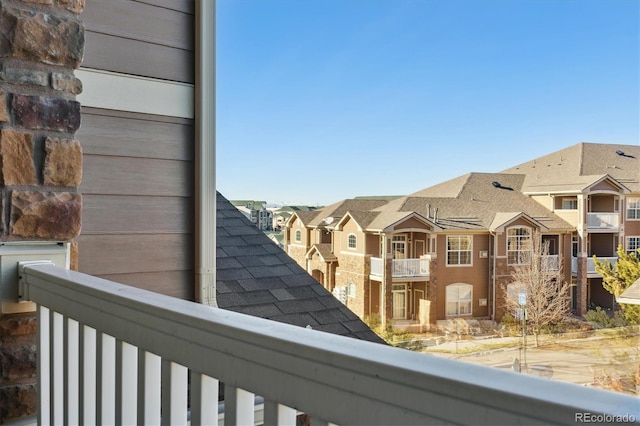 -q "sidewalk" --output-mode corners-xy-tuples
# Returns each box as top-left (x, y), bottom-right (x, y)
(421, 329), (639, 391)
